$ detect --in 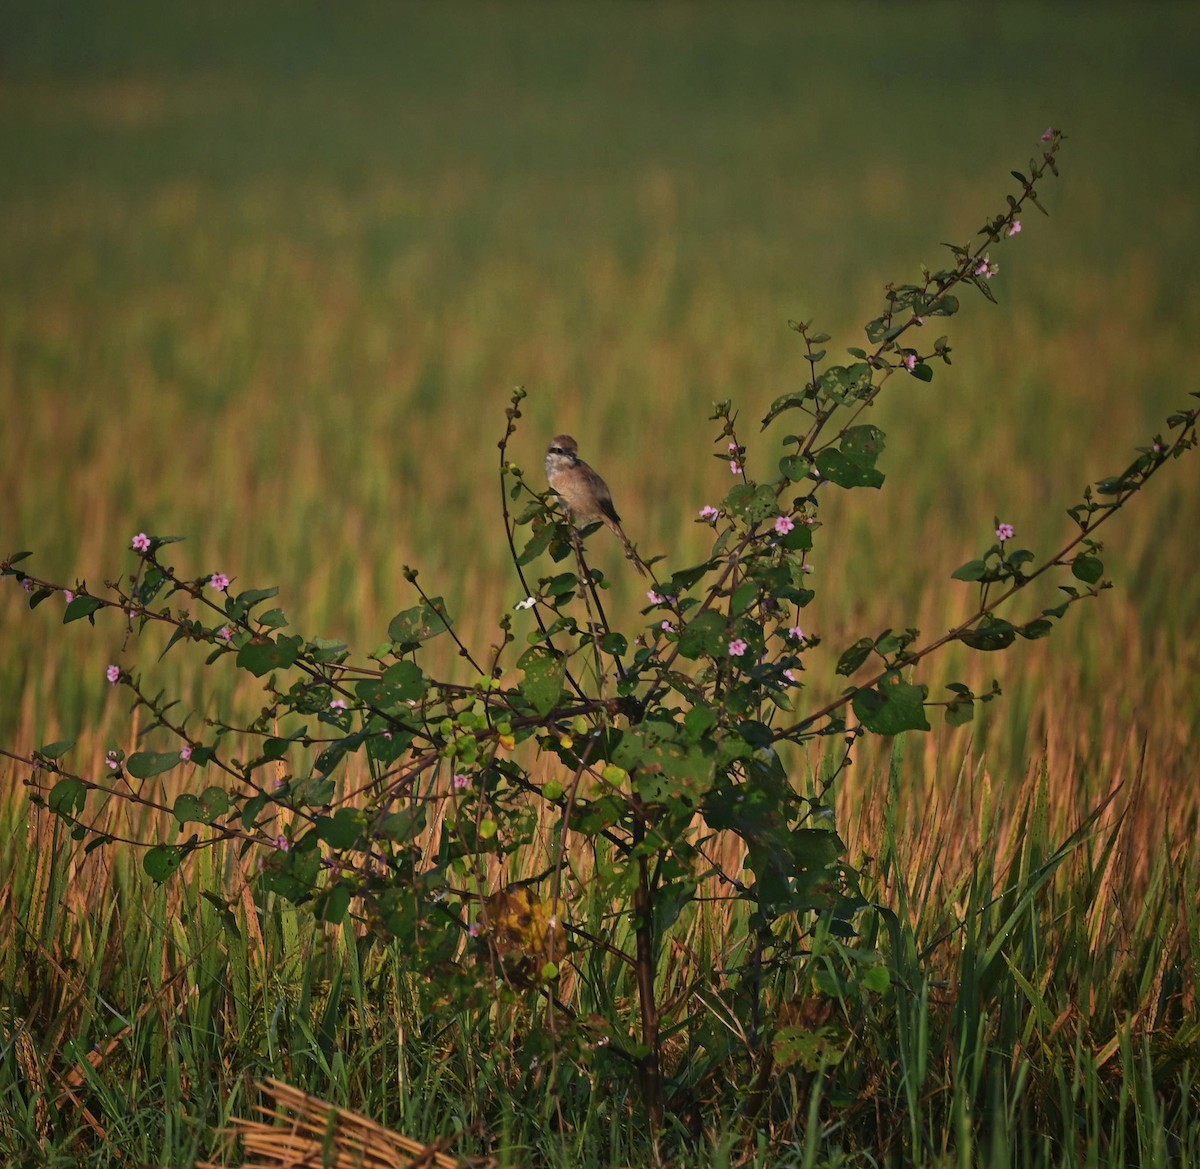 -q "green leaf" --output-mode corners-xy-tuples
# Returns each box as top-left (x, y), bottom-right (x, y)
(315, 808), (365, 850)
(127, 750), (186, 779)
(36, 739), (76, 760)
(143, 844), (186, 883)
(677, 610), (727, 661)
(945, 700), (975, 726)
(852, 674), (930, 734)
(779, 454), (813, 481)
(683, 705), (718, 742)
(723, 483), (780, 523)
(1072, 555), (1104, 584)
(773, 1025), (845, 1072)
(517, 520), (556, 565)
(730, 581), (757, 615)
(63, 595), (104, 624)
(315, 731), (366, 777)
(48, 777), (87, 818)
(236, 635), (303, 677)
(911, 362), (934, 382)
(1019, 618), (1054, 640)
(137, 566), (167, 607)
(960, 617), (1017, 651)
(173, 787), (230, 825)
(614, 722), (716, 805)
(599, 632), (627, 656)
(28, 587), (55, 609)
(951, 559), (988, 582)
(862, 964), (891, 993)
(836, 637), (874, 677)
(815, 425), (886, 490)
(518, 647), (565, 717)
(387, 598), (451, 644)
(316, 883), (352, 924)
(242, 792), (269, 829)
(356, 660), (427, 706)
